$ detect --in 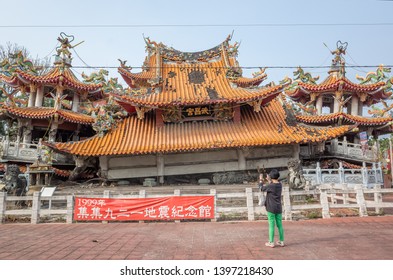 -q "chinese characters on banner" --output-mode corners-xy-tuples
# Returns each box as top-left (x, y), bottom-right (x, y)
(74, 196), (215, 221)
